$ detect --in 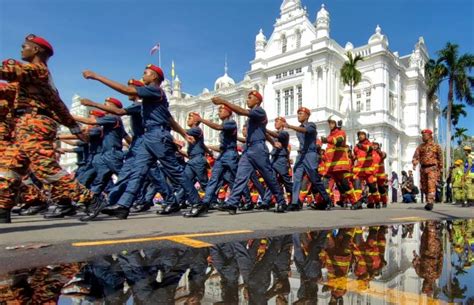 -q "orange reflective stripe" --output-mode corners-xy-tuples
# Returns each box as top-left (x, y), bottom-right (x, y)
(326, 161), (350, 166)
(353, 167), (375, 172)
